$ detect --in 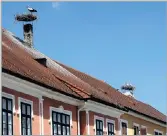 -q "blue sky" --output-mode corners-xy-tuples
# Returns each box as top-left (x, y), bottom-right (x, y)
(2, 2), (166, 114)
